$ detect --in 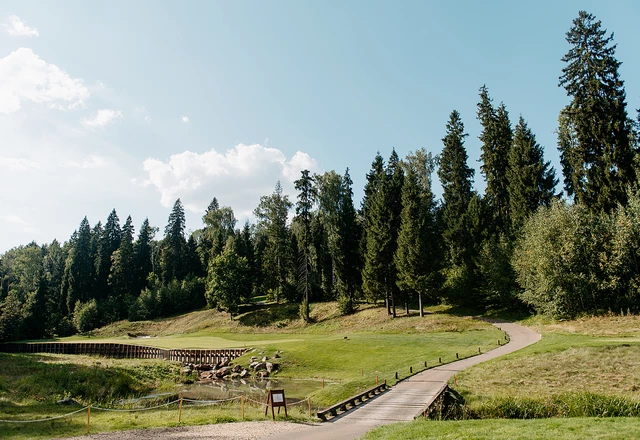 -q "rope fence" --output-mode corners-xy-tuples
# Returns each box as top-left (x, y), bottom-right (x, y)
(0, 393), (314, 434)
